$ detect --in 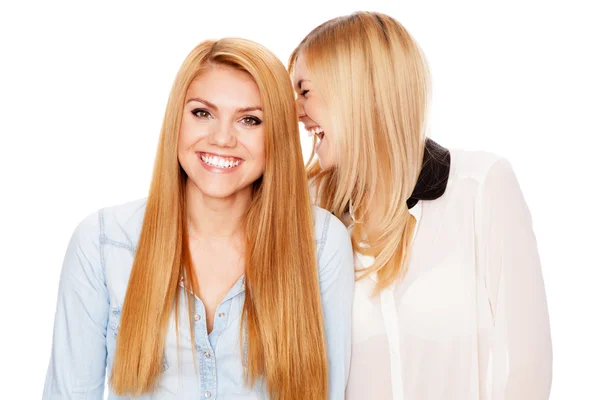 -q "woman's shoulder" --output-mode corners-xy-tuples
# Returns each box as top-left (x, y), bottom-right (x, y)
(448, 148), (512, 184)
(445, 148), (523, 208)
(310, 205), (352, 265)
(100, 198), (147, 248)
(72, 198), (147, 250)
(311, 205), (349, 239)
